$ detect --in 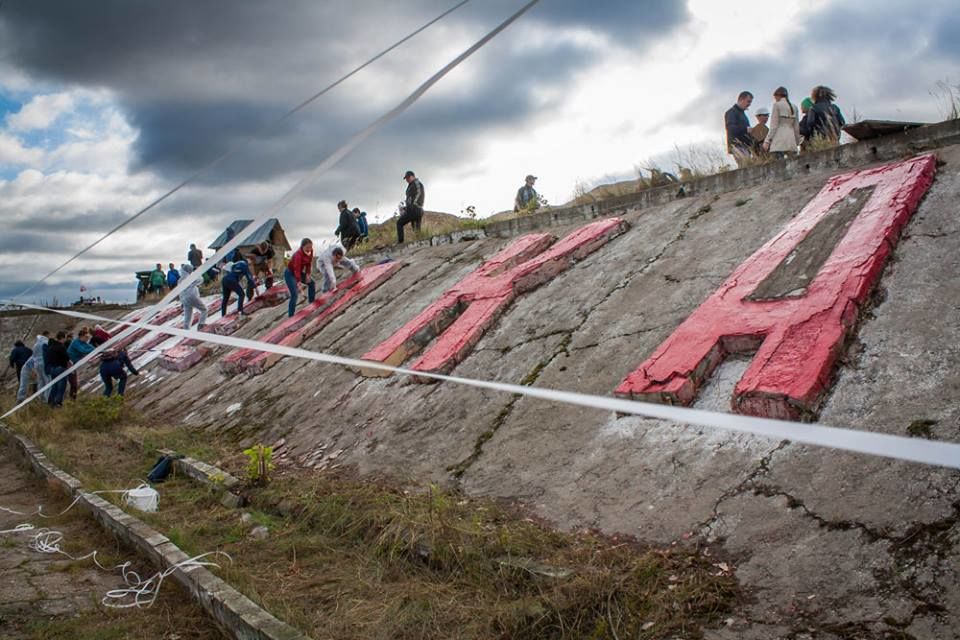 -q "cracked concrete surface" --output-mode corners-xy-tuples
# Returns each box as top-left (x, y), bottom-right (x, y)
(89, 146), (960, 638)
